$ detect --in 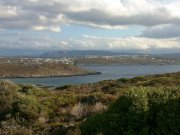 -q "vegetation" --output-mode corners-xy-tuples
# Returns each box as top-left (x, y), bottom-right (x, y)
(0, 58), (99, 78)
(75, 56), (180, 65)
(0, 72), (179, 134)
(81, 87), (180, 135)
